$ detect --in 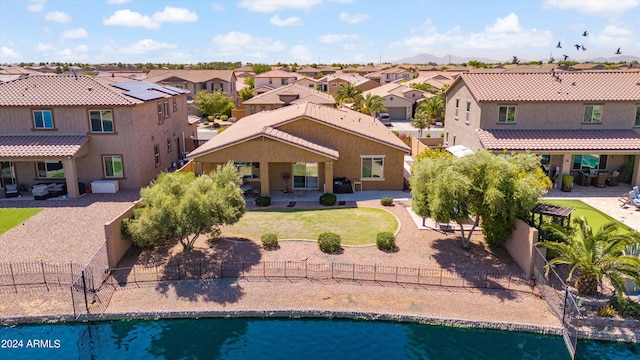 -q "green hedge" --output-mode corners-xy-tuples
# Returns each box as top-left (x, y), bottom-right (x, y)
(318, 232), (341, 253)
(261, 233), (278, 250)
(380, 198), (393, 206)
(376, 231), (396, 251)
(255, 196), (271, 207)
(319, 193), (336, 206)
